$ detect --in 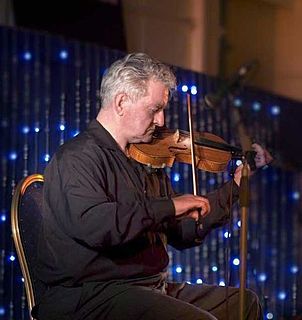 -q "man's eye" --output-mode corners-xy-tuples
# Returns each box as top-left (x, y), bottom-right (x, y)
(152, 107), (163, 113)
(150, 108), (159, 114)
